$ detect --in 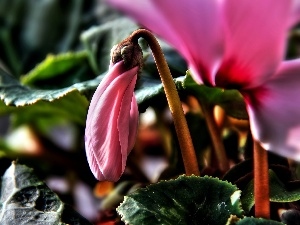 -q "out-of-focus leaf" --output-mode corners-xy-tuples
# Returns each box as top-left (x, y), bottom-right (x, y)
(0, 93), (88, 126)
(80, 15), (187, 76)
(136, 81), (164, 113)
(0, 67), (101, 107)
(223, 153), (290, 192)
(181, 73), (248, 120)
(0, 0), (98, 76)
(11, 92), (88, 126)
(135, 76), (186, 113)
(80, 17), (139, 74)
(0, 162), (92, 224)
(0, 67), (106, 126)
(136, 74), (248, 120)
(21, 51), (89, 86)
(117, 175), (243, 225)
(141, 39), (187, 79)
(241, 170), (300, 213)
(230, 217), (284, 225)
